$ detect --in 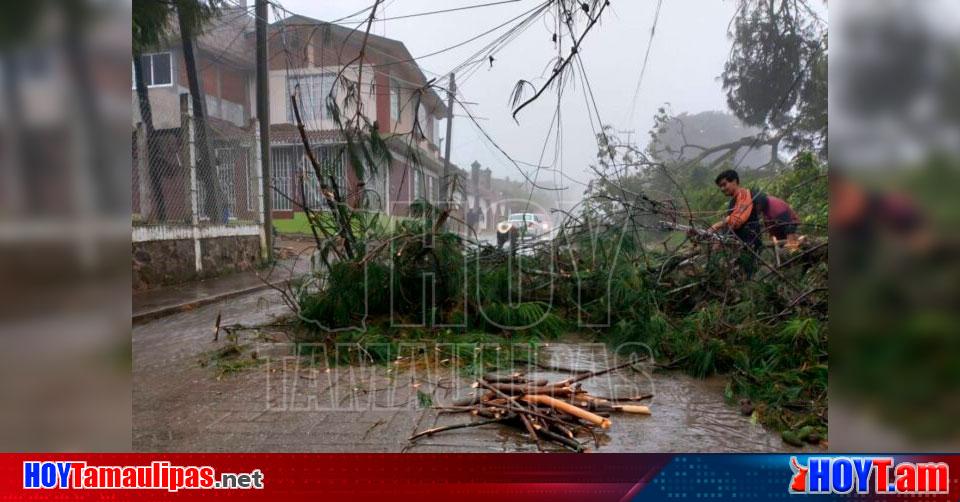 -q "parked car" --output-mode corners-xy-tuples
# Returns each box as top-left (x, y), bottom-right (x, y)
(496, 213), (549, 246)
